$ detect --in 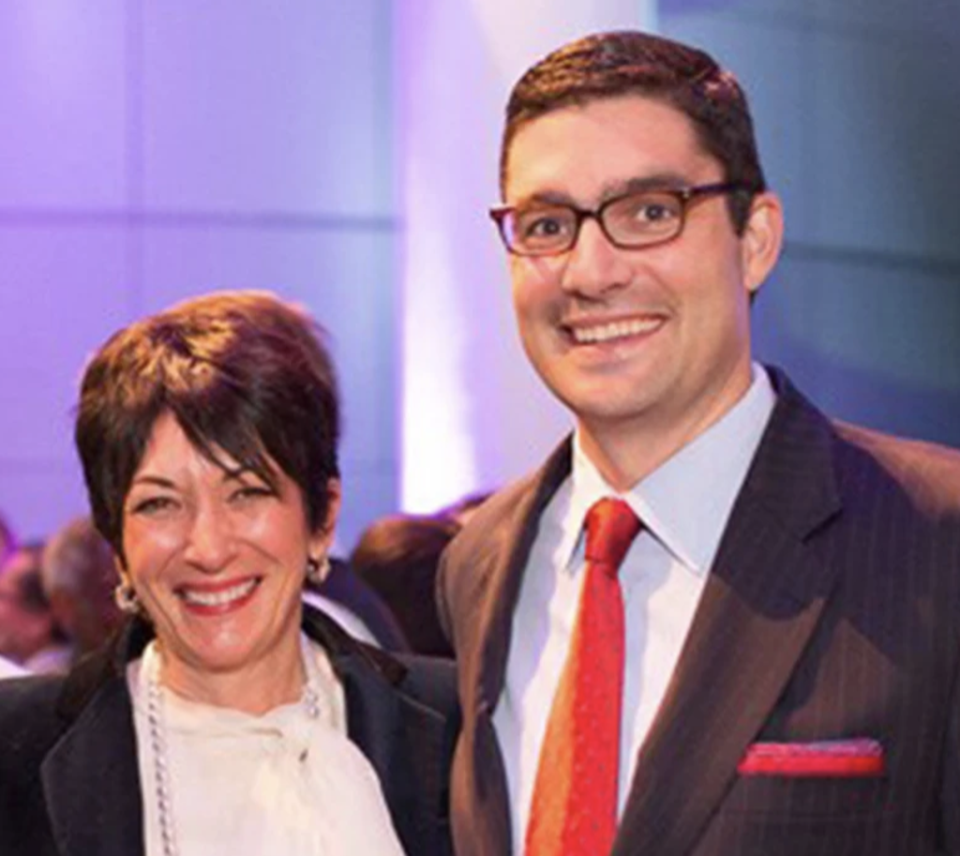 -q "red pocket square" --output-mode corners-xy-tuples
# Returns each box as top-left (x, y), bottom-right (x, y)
(737, 738), (885, 777)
